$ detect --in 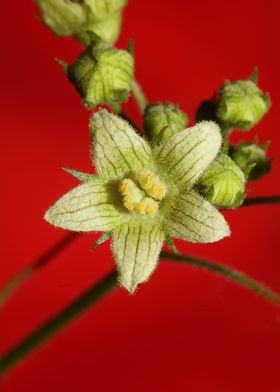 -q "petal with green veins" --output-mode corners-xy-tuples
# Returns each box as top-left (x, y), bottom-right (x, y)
(85, 0), (127, 21)
(44, 177), (122, 232)
(157, 121), (222, 189)
(112, 223), (164, 293)
(90, 110), (152, 181)
(165, 190), (230, 243)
